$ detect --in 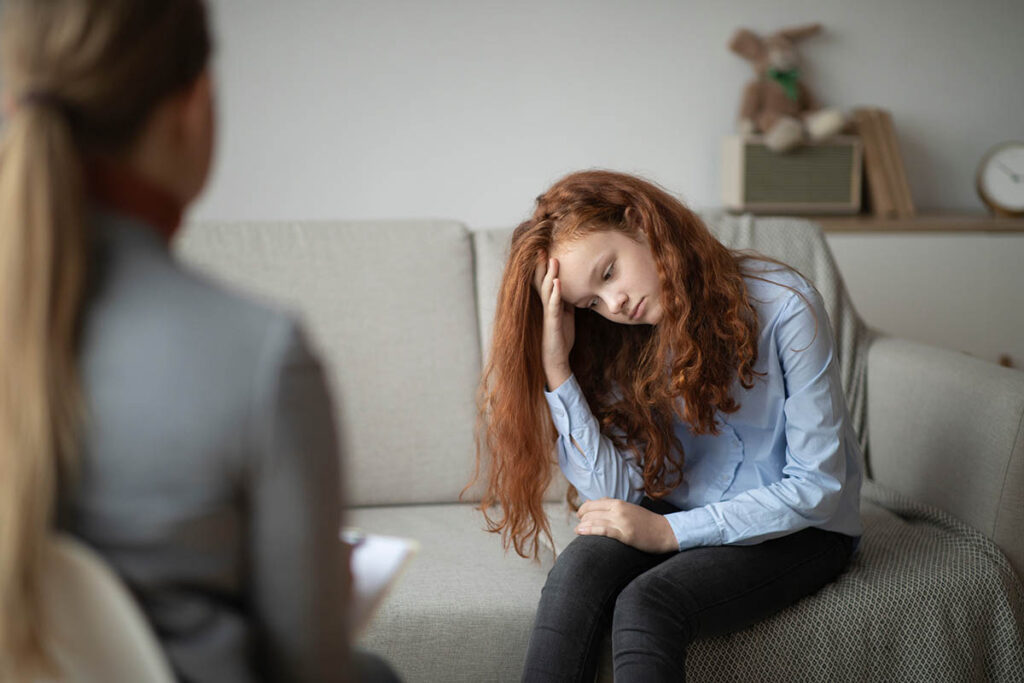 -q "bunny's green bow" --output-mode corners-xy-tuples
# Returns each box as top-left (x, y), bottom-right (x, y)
(767, 68), (801, 102)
